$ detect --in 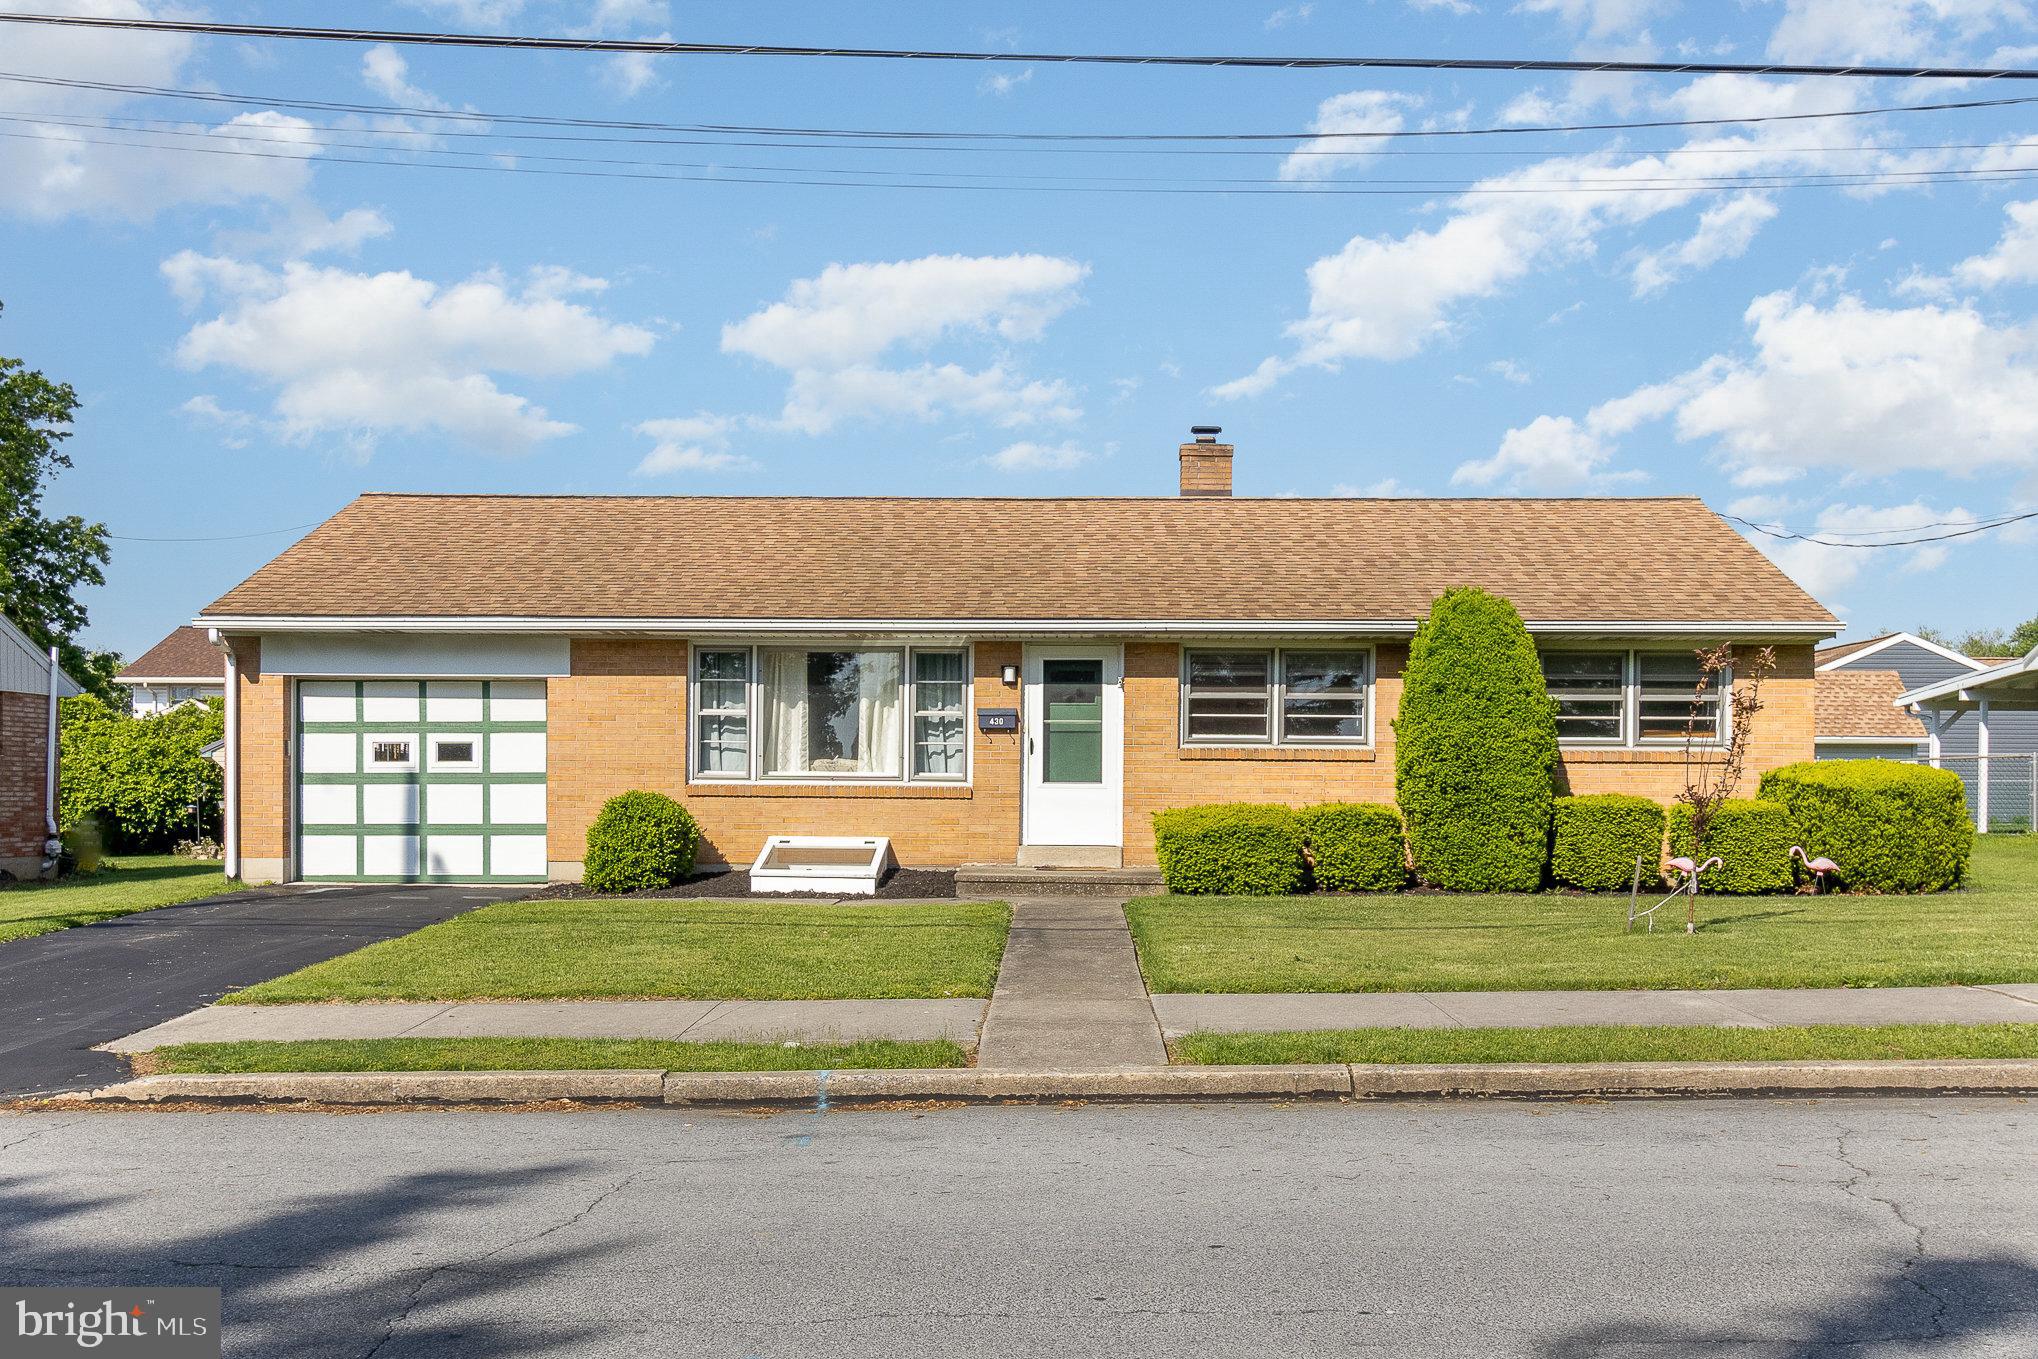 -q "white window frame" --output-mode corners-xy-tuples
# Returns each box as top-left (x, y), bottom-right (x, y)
(427, 734), (482, 772)
(363, 733), (419, 772)
(1179, 645), (1374, 749)
(1540, 649), (1732, 749)
(687, 641), (972, 786)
